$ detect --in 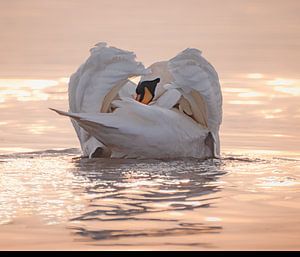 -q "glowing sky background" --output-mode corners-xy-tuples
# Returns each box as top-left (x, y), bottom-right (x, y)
(0, 0), (299, 156)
